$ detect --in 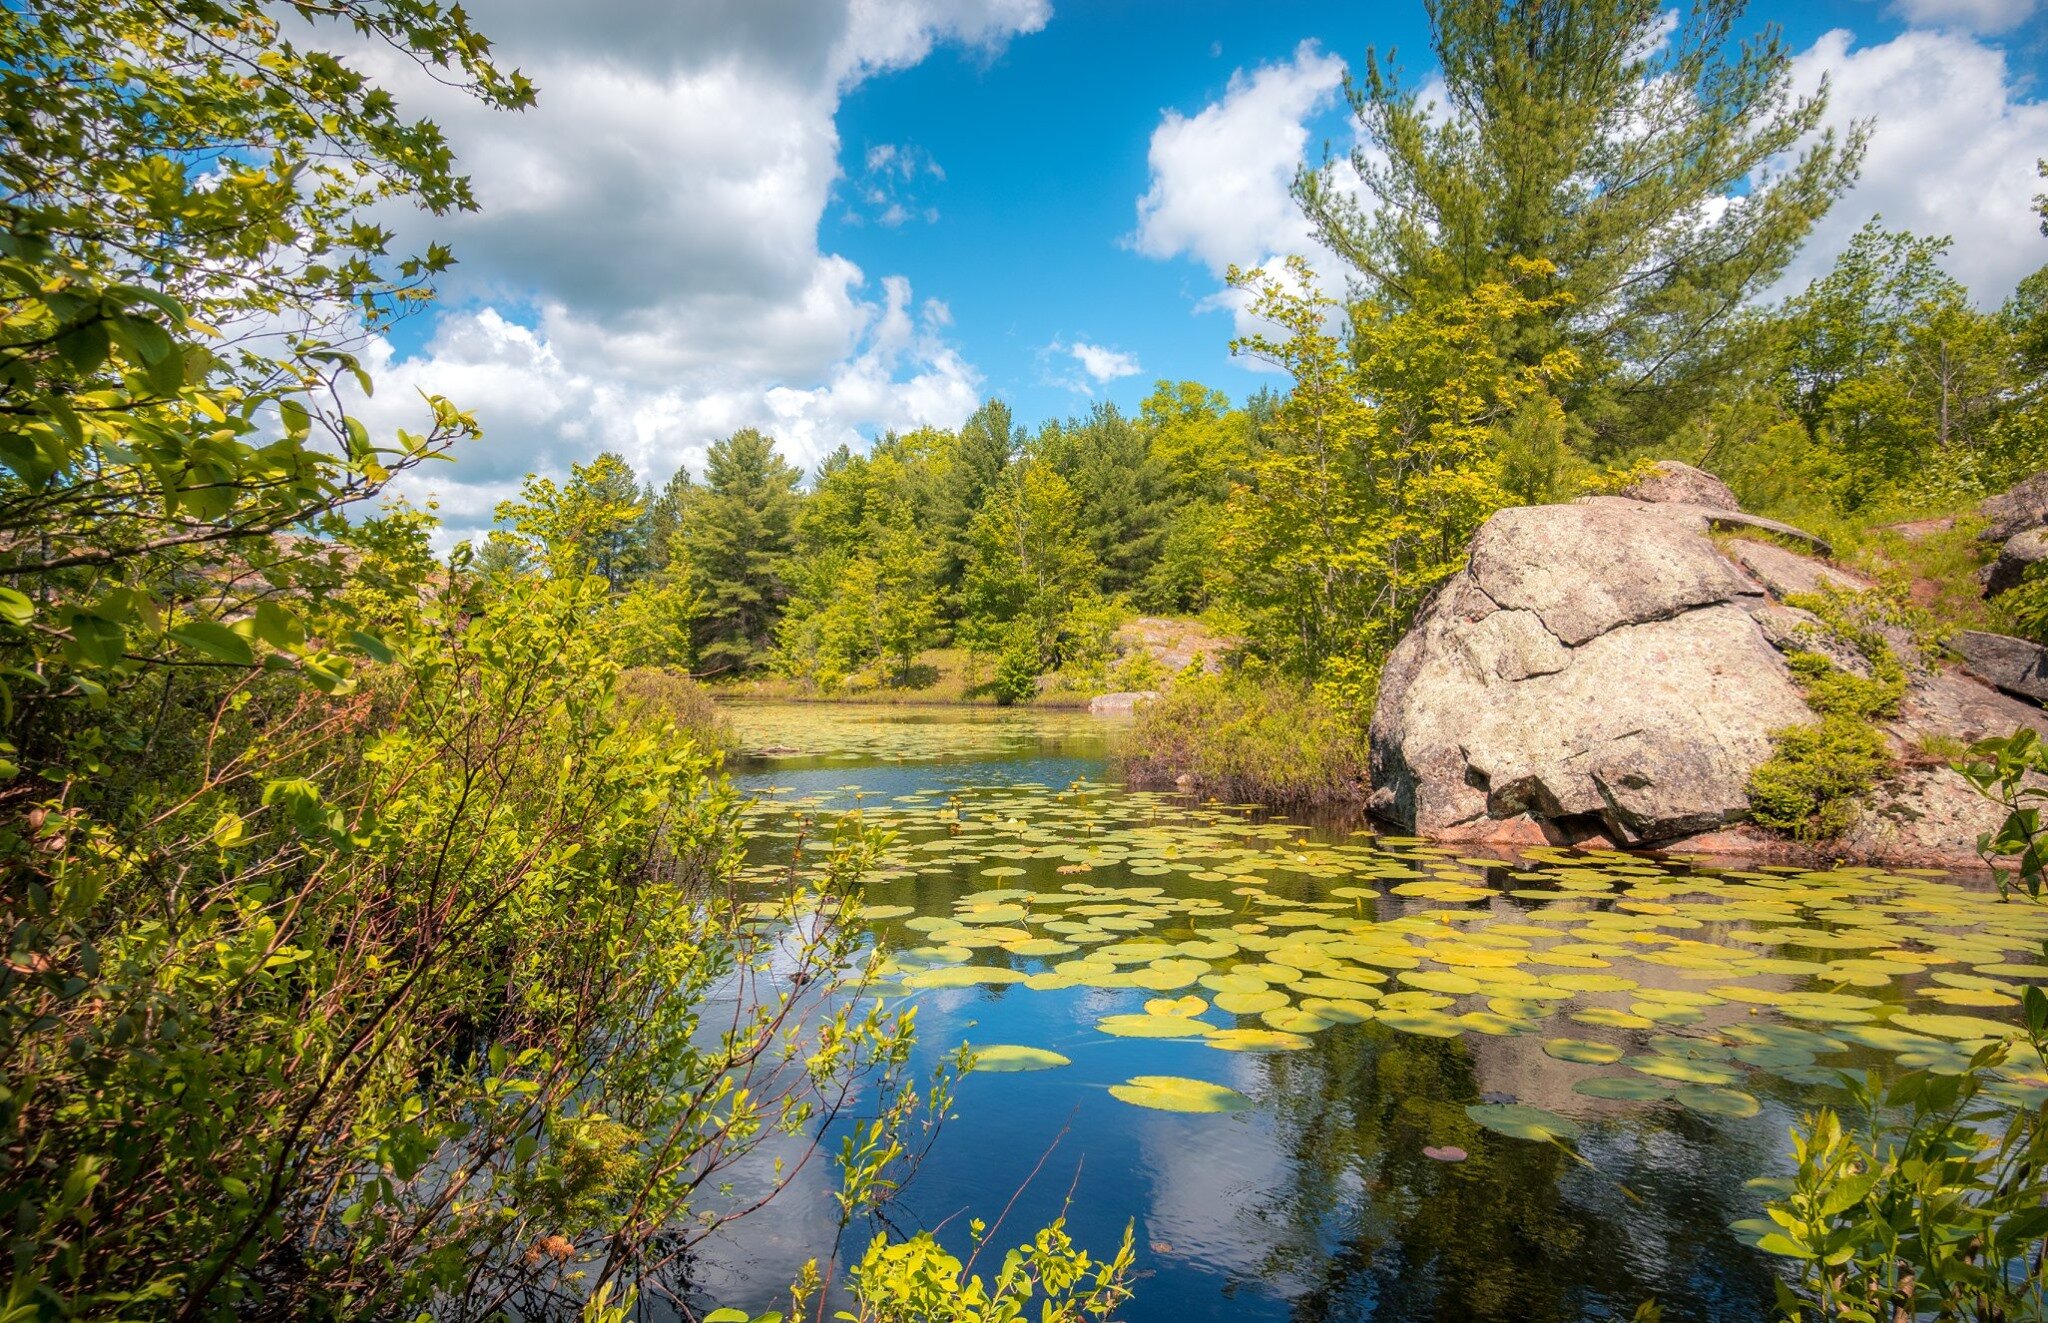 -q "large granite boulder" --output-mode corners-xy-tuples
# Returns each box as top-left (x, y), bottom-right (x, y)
(1371, 501), (1807, 844)
(1369, 492), (2047, 863)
